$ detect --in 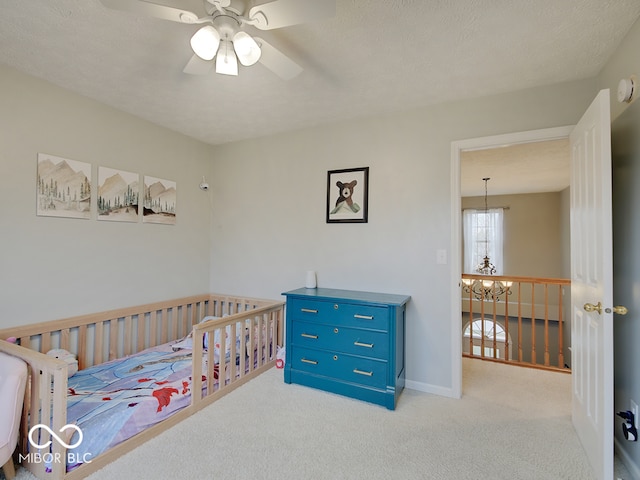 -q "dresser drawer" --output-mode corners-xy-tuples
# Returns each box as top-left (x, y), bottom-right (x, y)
(291, 321), (389, 359)
(283, 288), (409, 409)
(290, 346), (387, 389)
(287, 298), (388, 331)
